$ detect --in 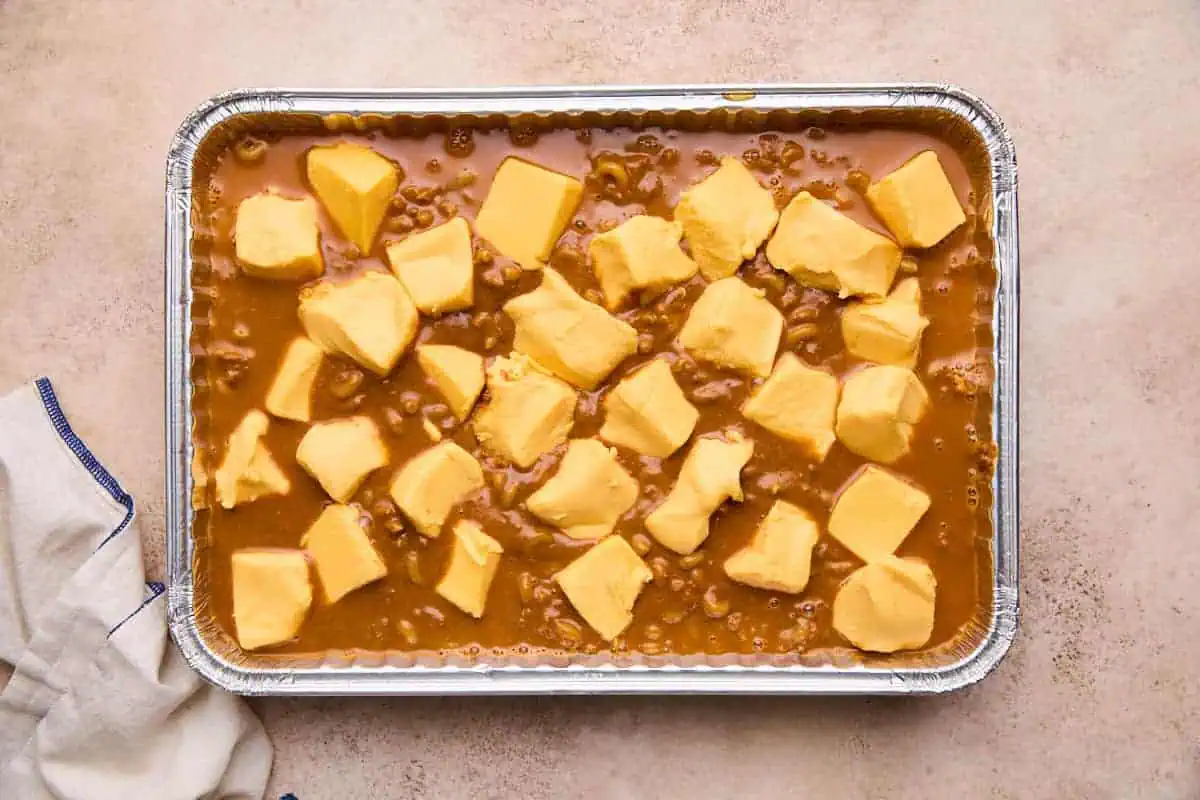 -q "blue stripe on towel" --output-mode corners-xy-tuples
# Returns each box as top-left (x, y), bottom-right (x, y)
(34, 377), (136, 548)
(107, 581), (166, 637)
